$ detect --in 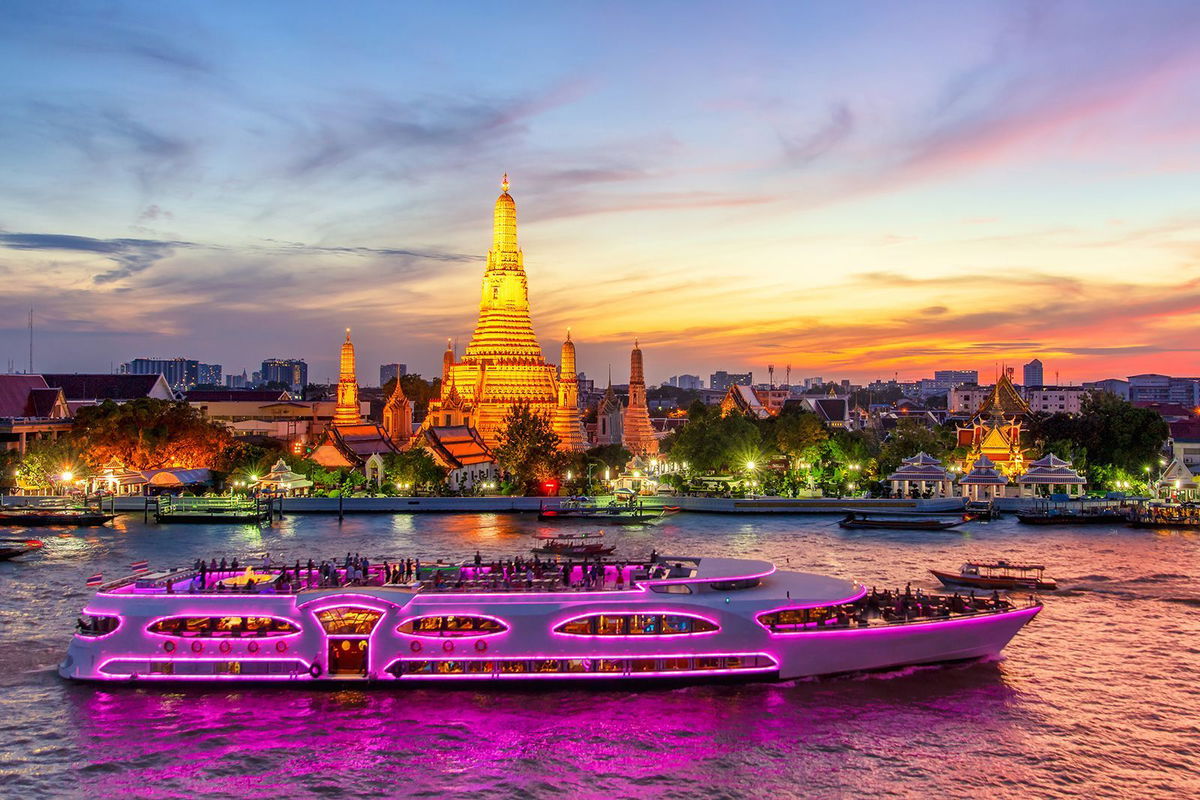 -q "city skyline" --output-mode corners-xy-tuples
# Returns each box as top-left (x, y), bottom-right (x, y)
(2, 2), (1199, 382)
